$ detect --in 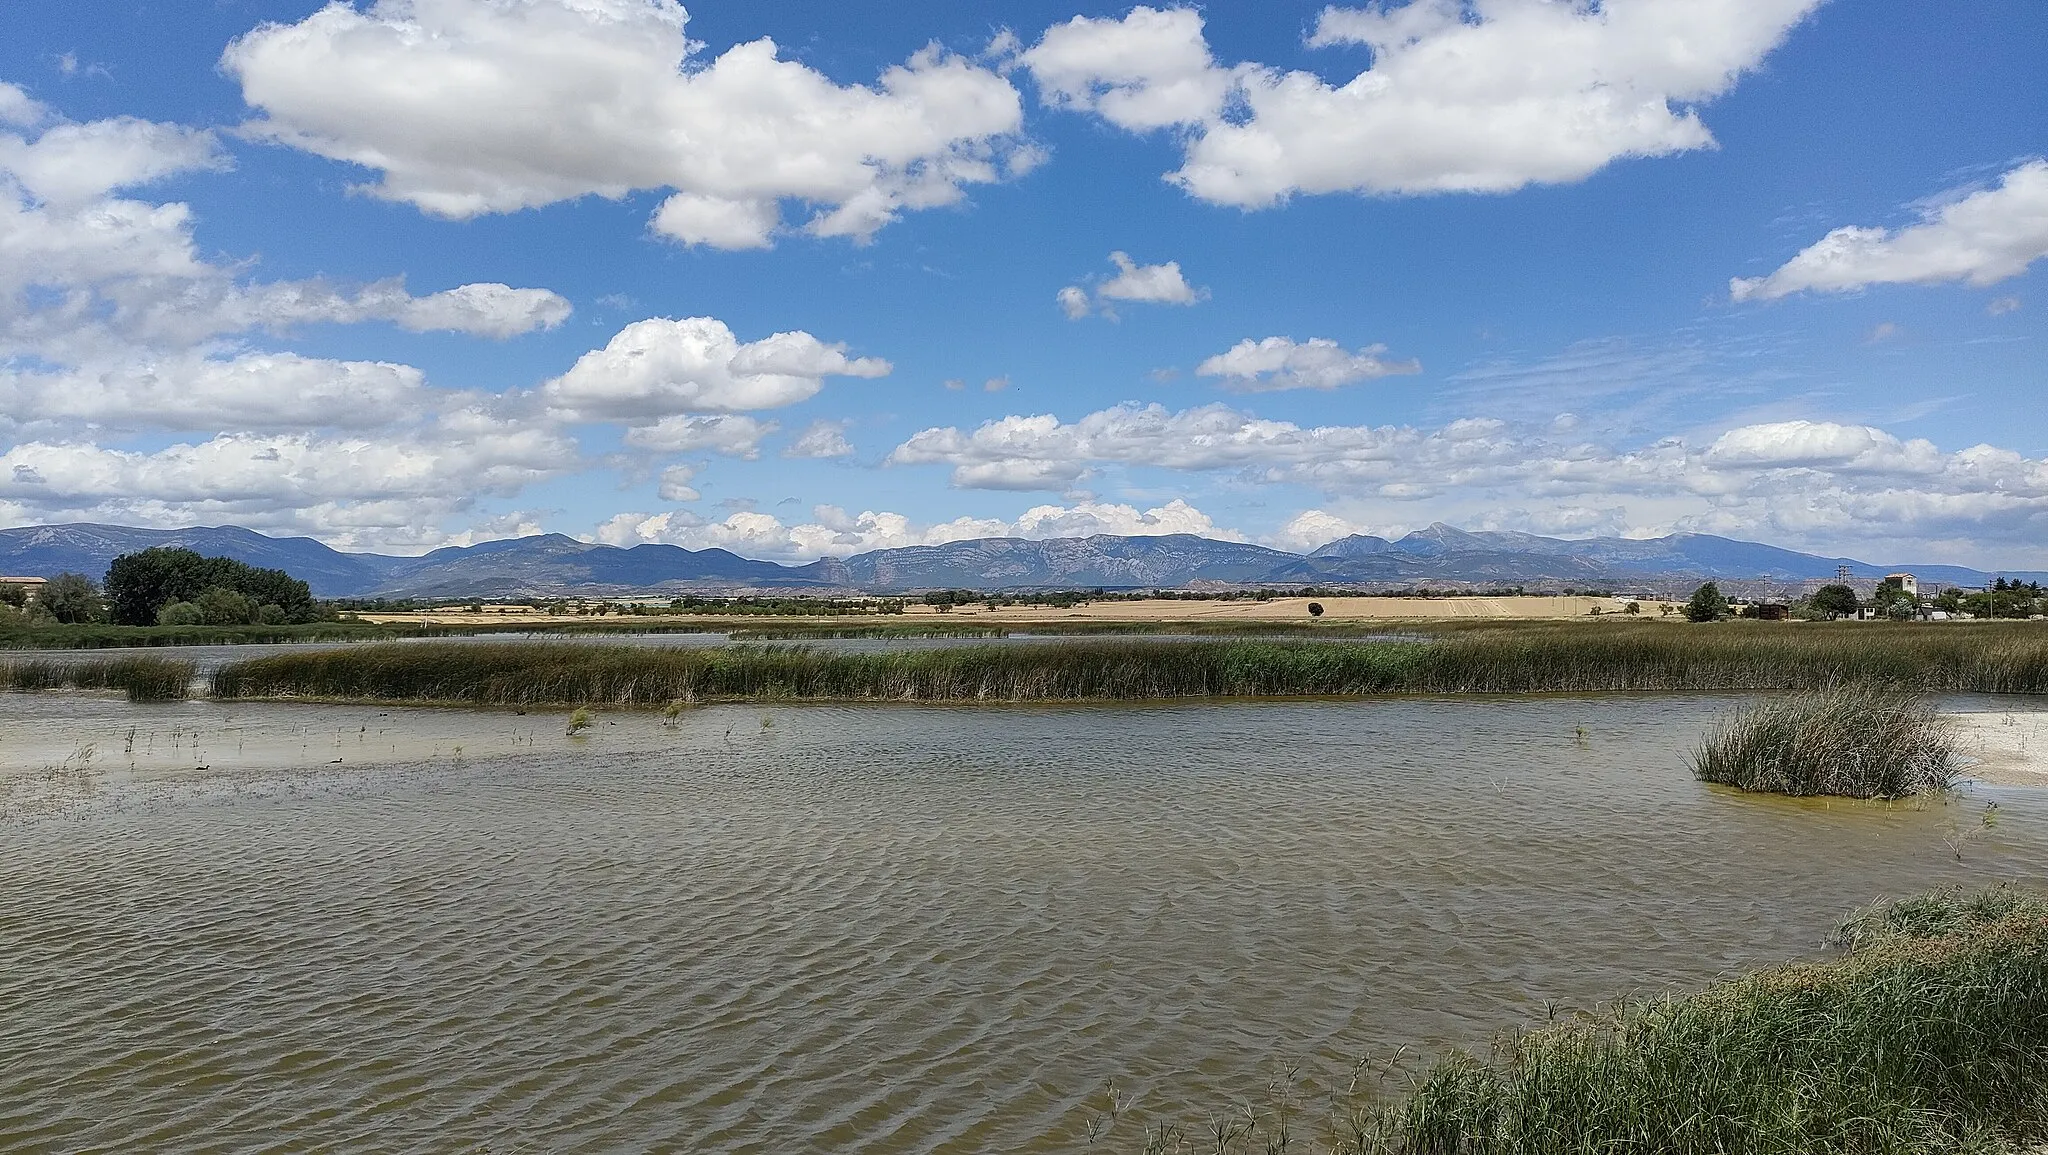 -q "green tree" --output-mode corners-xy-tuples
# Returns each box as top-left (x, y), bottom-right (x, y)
(40, 572), (106, 624)
(0, 583), (26, 609)
(1809, 584), (1860, 620)
(1685, 581), (1730, 623)
(105, 547), (315, 626)
(156, 601), (205, 626)
(1870, 578), (1918, 621)
(194, 586), (256, 626)
(1624, 601), (1641, 615)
